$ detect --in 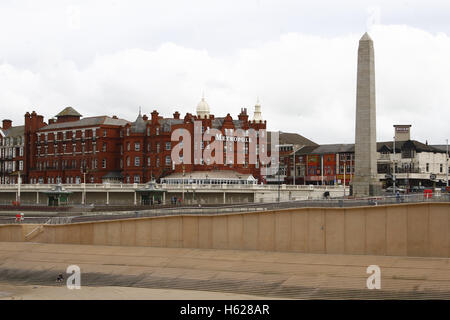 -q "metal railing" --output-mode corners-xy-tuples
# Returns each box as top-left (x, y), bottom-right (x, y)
(1, 193), (448, 225)
(0, 182), (348, 192)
